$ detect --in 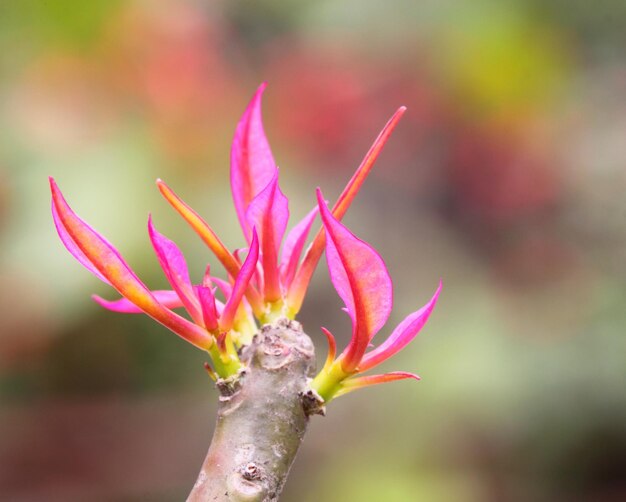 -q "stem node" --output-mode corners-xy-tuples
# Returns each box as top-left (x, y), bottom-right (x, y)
(187, 319), (316, 501)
